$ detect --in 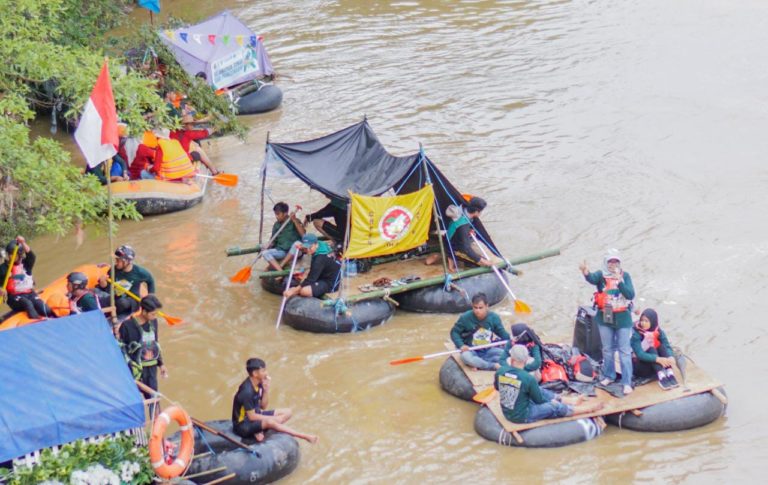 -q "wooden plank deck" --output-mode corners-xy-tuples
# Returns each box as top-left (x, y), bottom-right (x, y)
(447, 342), (723, 433)
(331, 242), (502, 299)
